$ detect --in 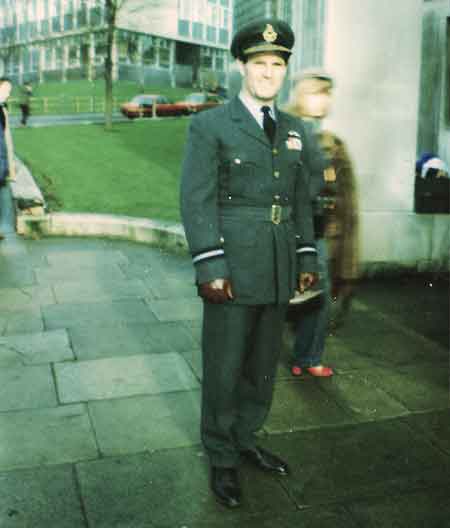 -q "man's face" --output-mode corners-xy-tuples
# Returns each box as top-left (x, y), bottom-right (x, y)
(295, 79), (333, 118)
(0, 82), (12, 103)
(238, 52), (287, 103)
